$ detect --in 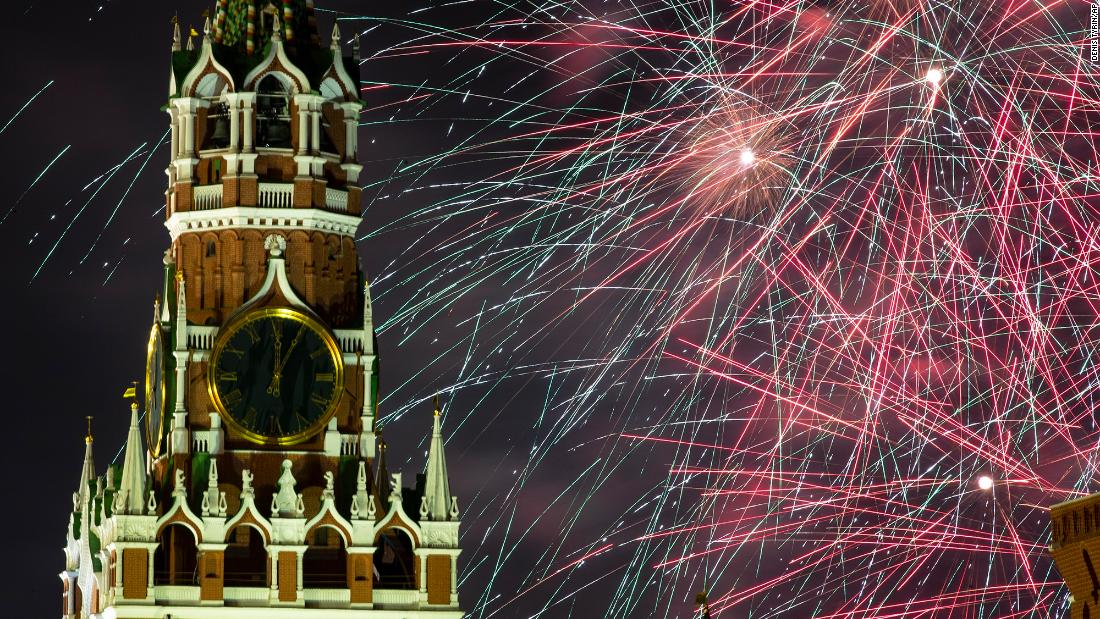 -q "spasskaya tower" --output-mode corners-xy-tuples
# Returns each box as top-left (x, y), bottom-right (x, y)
(59, 3), (462, 617)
